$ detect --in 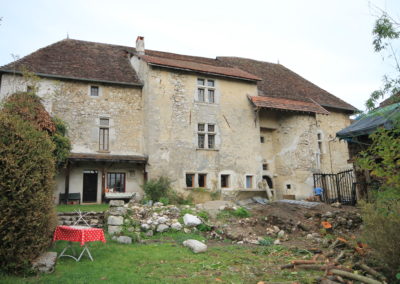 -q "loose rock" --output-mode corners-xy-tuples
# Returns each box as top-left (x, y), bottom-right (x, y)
(183, 239), (208, 253)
